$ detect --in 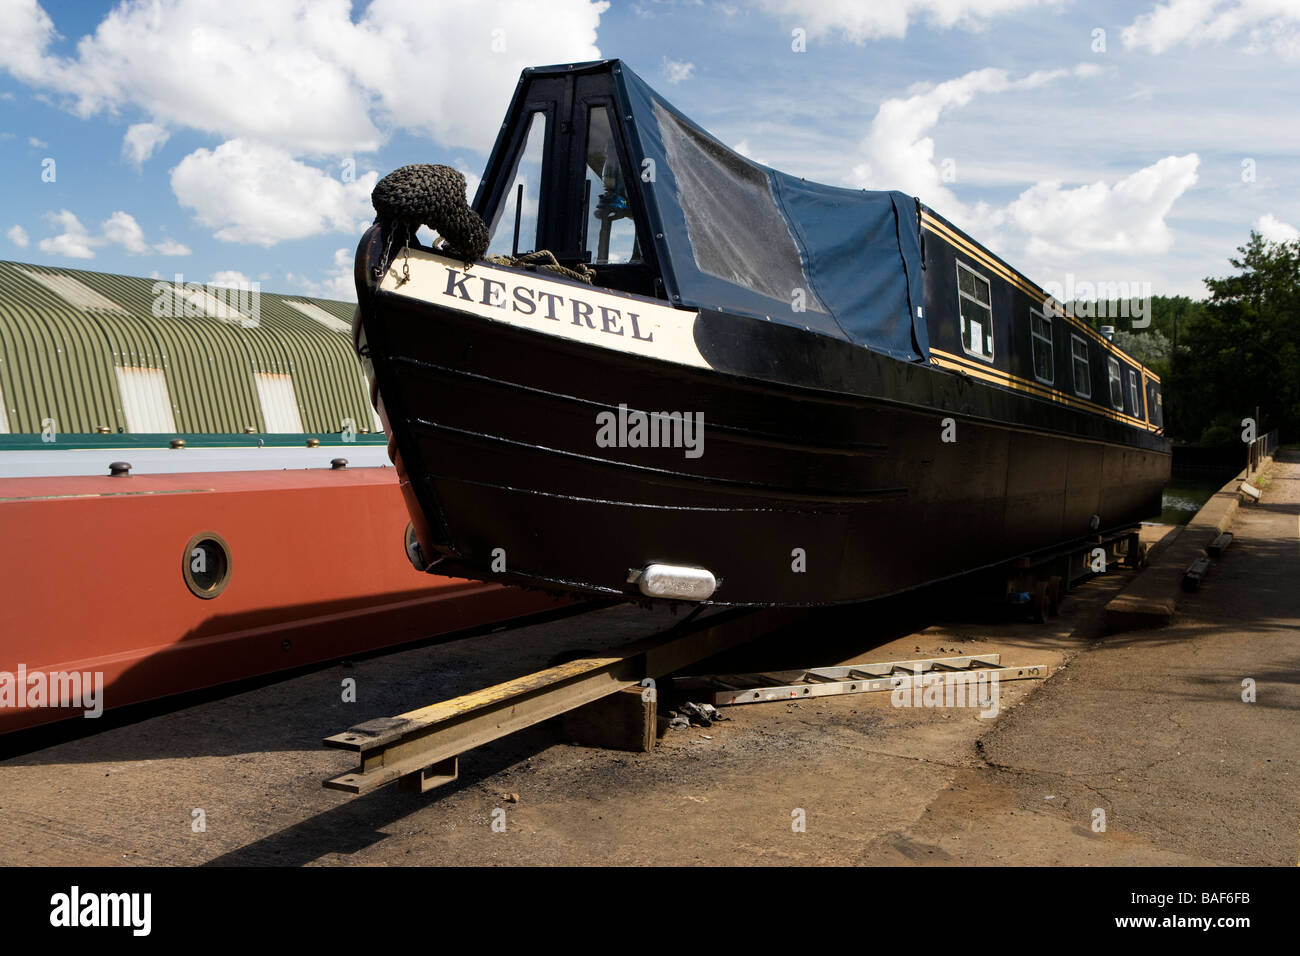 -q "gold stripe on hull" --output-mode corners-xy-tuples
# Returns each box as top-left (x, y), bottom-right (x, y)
(930, 347), (1158, 432)
(920, 211), (1161, 384)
